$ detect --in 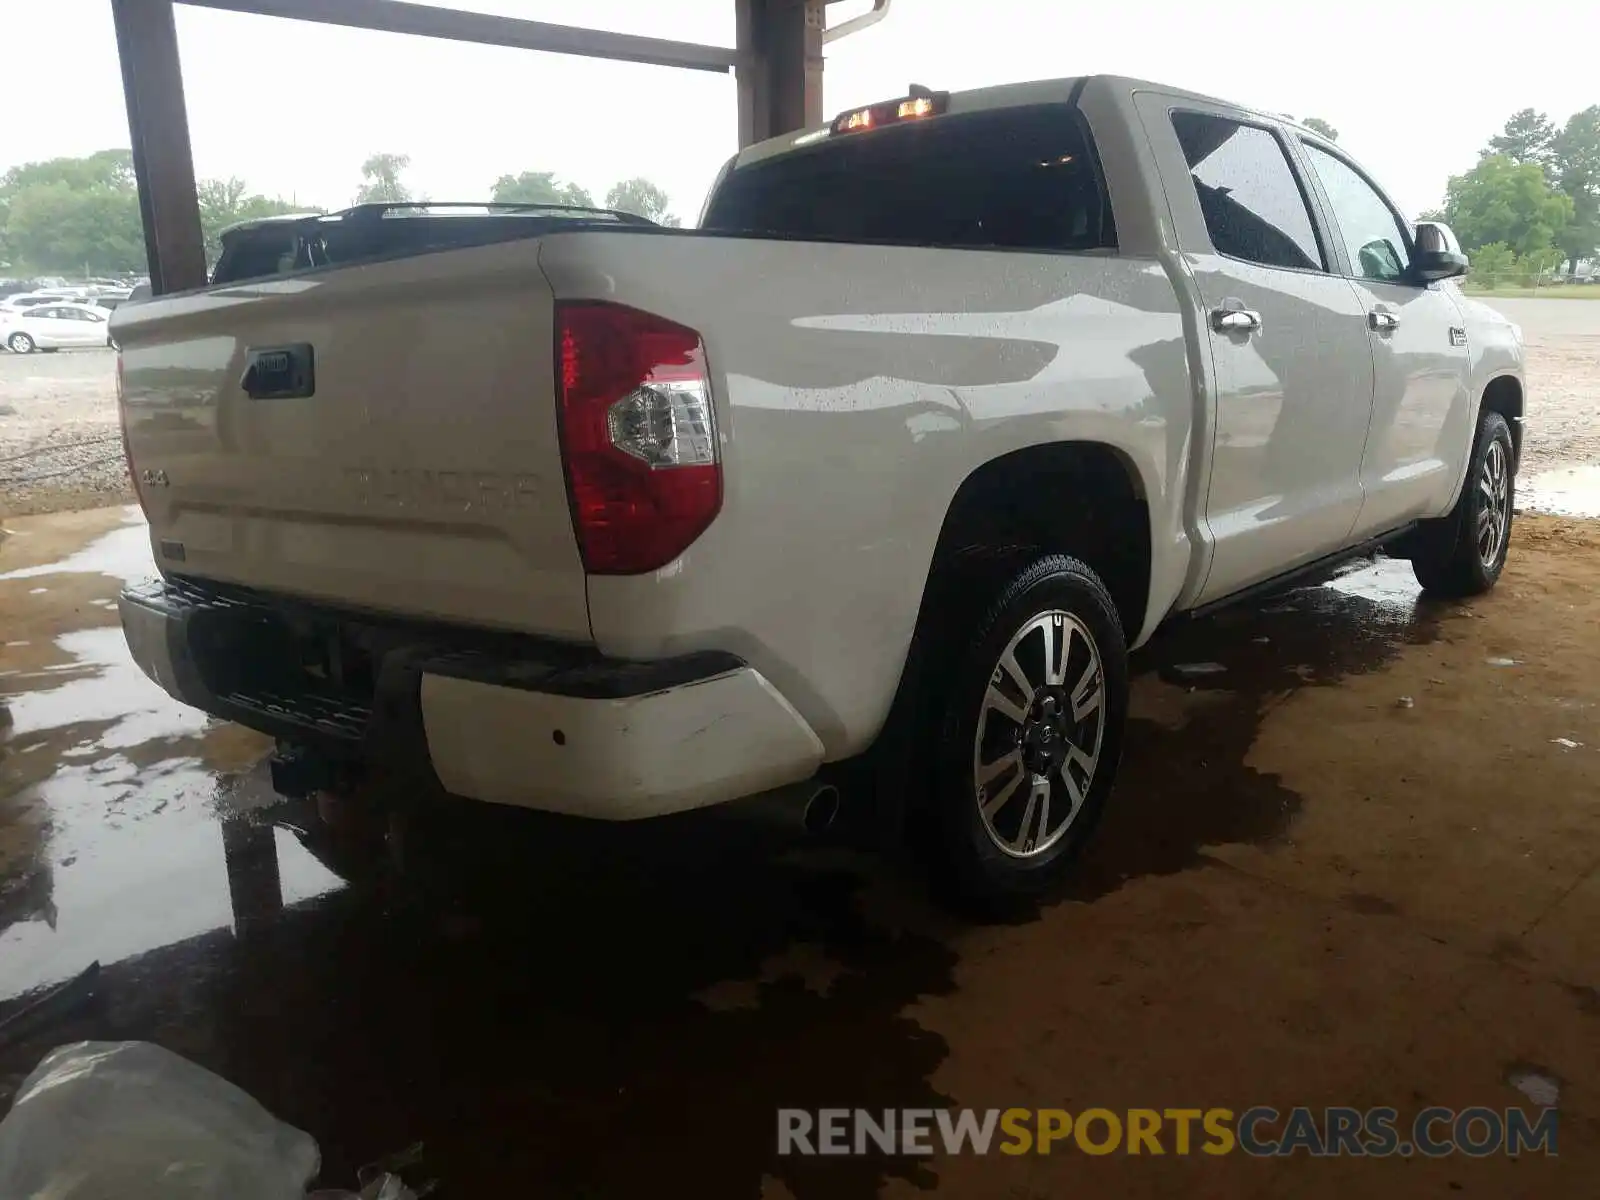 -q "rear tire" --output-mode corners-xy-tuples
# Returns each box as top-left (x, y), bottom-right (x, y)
(927, 555), (1128, 914)
(7, 332), (35, 354)
(1409, 409), (1515, 597)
